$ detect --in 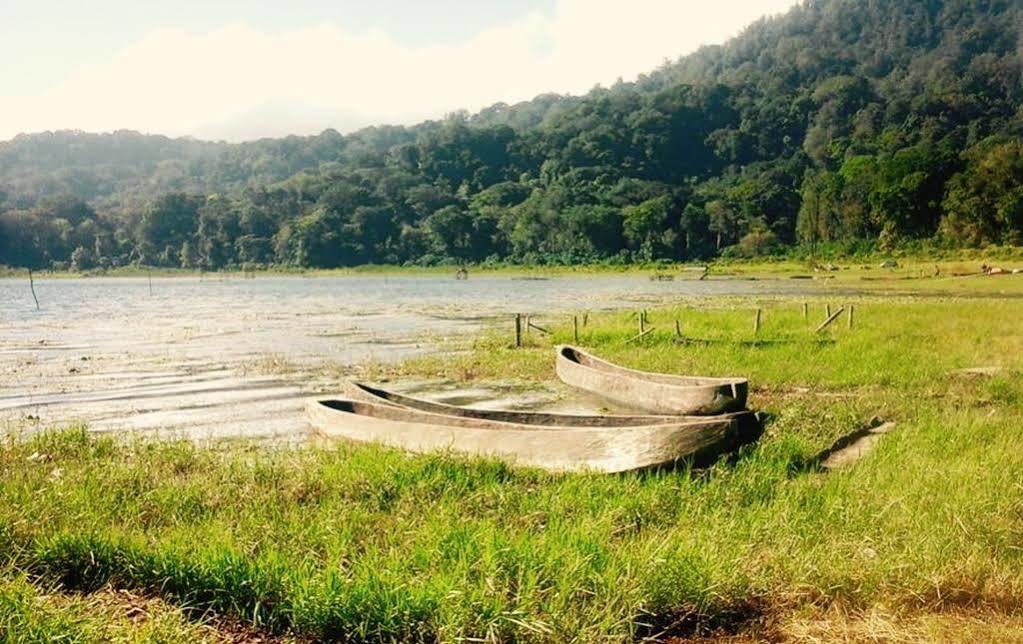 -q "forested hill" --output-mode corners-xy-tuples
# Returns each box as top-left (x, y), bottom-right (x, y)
(2, 0), (1022, 271)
